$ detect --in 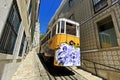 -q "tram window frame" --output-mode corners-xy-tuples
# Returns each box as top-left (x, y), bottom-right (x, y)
(57, 22), (60, 33)
(56, 24), (58, 34)
(66, 22), (76, 36)
(76, 26), (80, 37)
(61, 21), (65, 33)
(56, 22), (60, 34)
(41, 30), (51, 45)
(48, 31), (51, 39)
(52, 25), (56, 37)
